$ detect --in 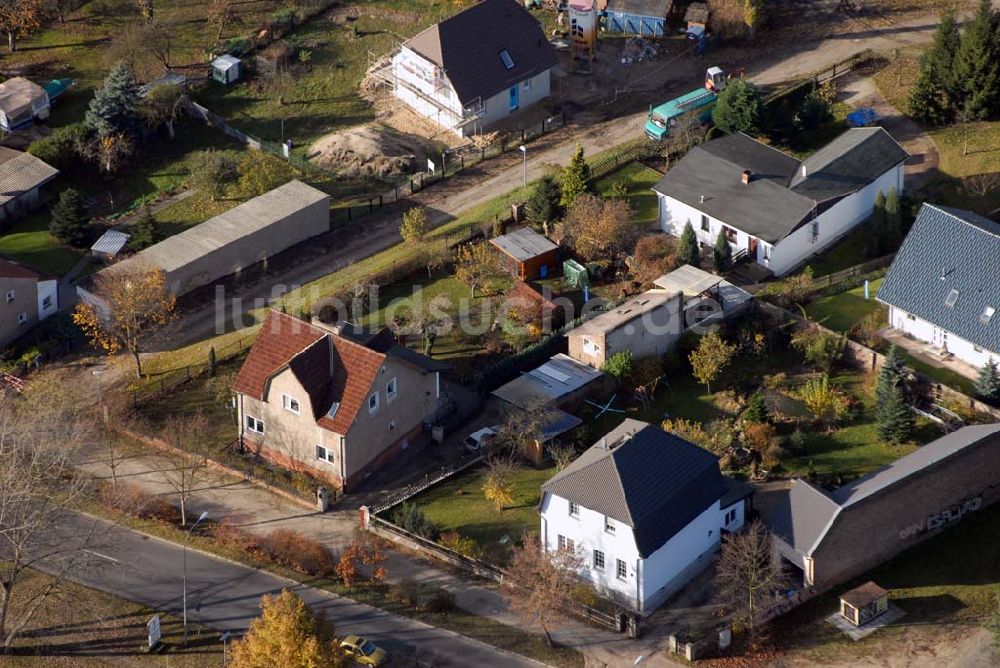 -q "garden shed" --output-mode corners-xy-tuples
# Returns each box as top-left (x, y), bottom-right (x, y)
(90, 230), (131, 261)
(605, 0), (673, 37)
(490, 227), (559, 280)
(839, 582), (889, 627)
(211, 55), (242, 85)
